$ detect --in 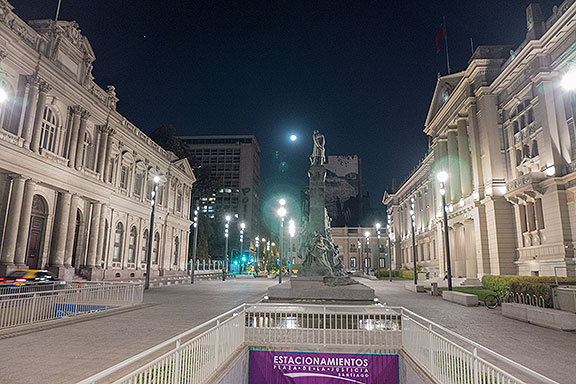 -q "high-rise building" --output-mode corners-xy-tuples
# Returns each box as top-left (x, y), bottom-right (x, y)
(179, 135), (261, 236)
